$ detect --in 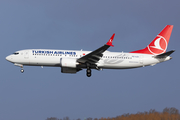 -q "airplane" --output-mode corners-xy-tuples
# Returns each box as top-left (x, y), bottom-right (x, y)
(6, 25), (174, 77)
